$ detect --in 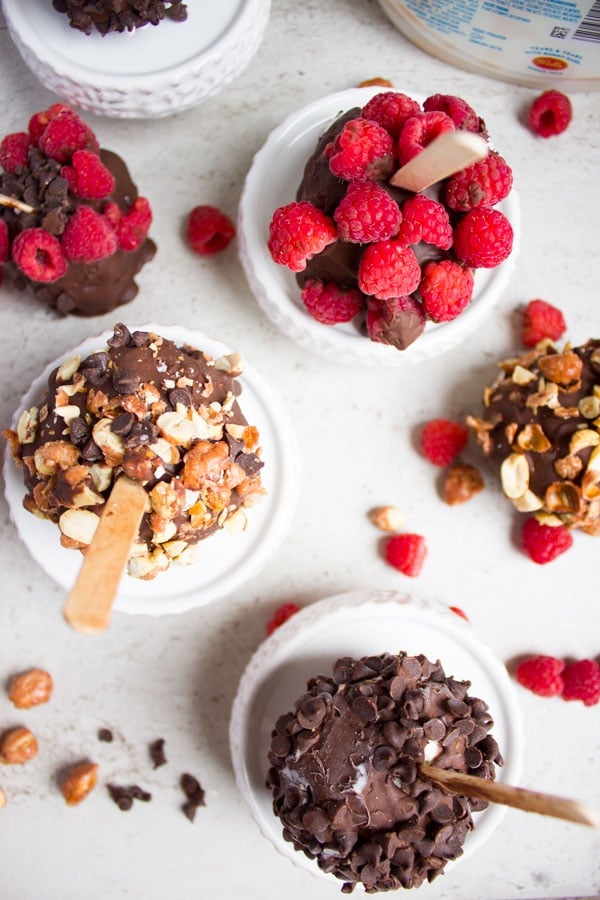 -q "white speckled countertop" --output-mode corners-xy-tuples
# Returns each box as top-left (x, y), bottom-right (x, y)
(0, 2), (598, 898)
